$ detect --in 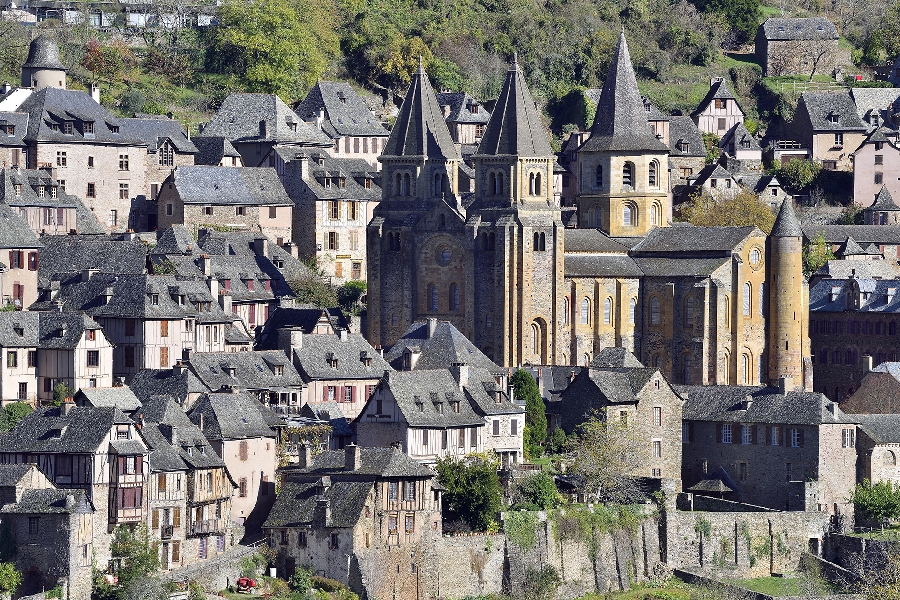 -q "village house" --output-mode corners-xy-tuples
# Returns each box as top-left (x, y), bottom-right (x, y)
(553, 348), (682, 479)
(156, 166), (293, 244)
(0, 402), (149, 566)
(73, 385), (142, 415)
(691, 78), (745, 136)
(192, 136), (243, 167)
(194, 93), (332, 168)
(842, 362), (900, 414)
(667, 116), (707, 200)
(435, 92), (492, 146)
(787, 92), (867, 171)
(0, 202), (42, 309)
(755, 18), (840, 77)
(679, 382), (857, 523)
(294, 81), (390, 168)
(1, 167), (80, 235)
(689, 164), (741, 199)
(254, 304), (352, 350)
(0, 112), (27, 168)
(854, 414), (900, 490)
(853, 130), (900, 209)
(863, 186), (900, 226)
(0, 312), (39, 404)
(264, 445), (441, 592)
(188, 391), (278, 532)
(802, 224), (900, 260)
(36, 234), (148, 290)
(138, 395), (236, 569)
(849, 88), (900, 134)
